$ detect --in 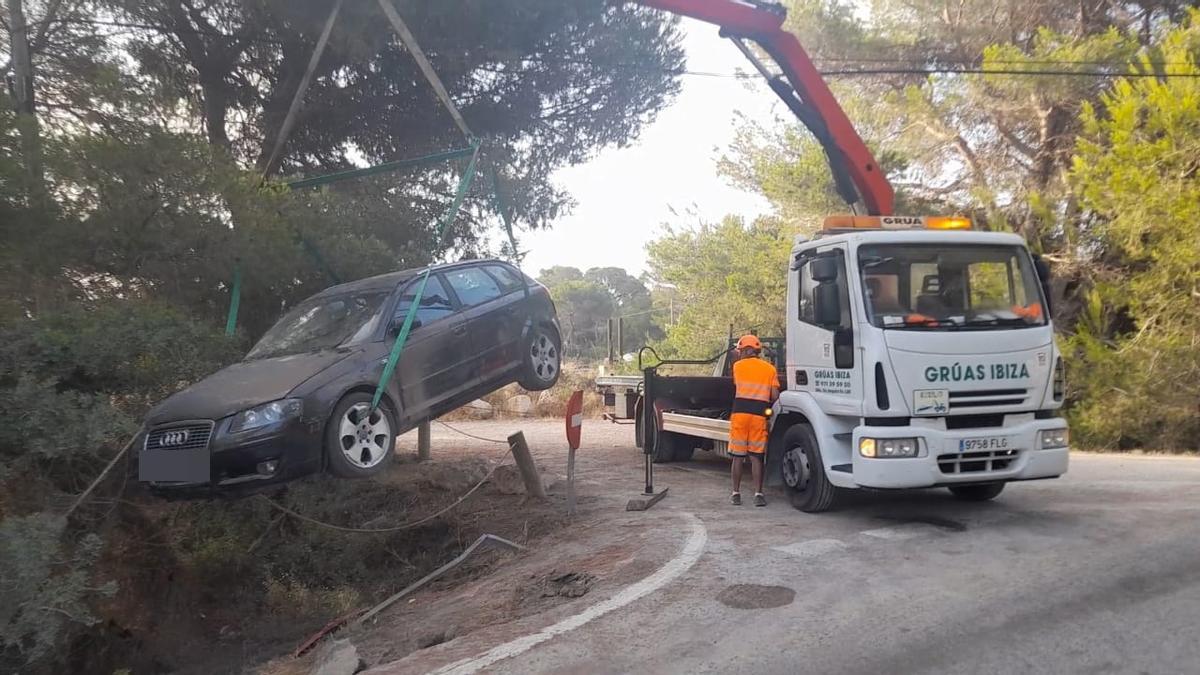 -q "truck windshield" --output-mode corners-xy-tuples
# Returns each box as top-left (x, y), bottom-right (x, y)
(857, 244), (1046, 330)
(247, 290), (391, 360)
